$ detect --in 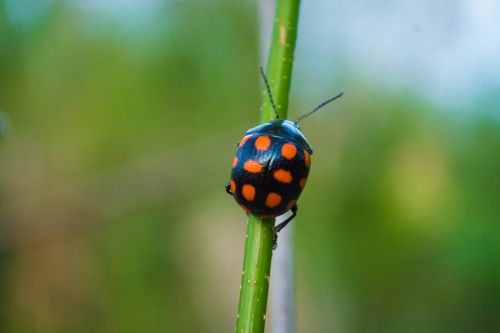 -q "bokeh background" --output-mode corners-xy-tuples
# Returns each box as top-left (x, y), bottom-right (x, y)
(1, 0), (499, 332)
